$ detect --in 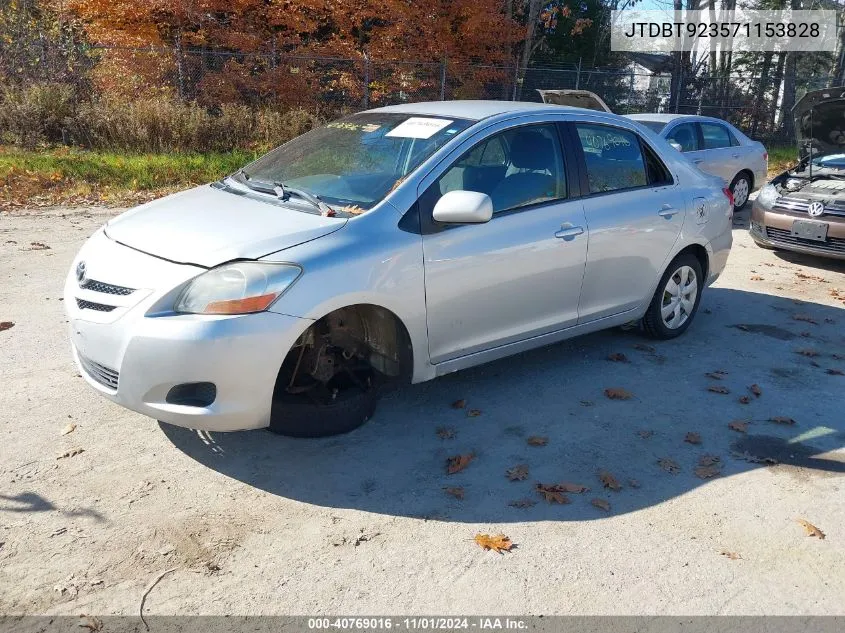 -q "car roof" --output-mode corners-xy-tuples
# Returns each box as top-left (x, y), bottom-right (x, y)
(626, 113), (735, 126)
(366, 100), (584, 121)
